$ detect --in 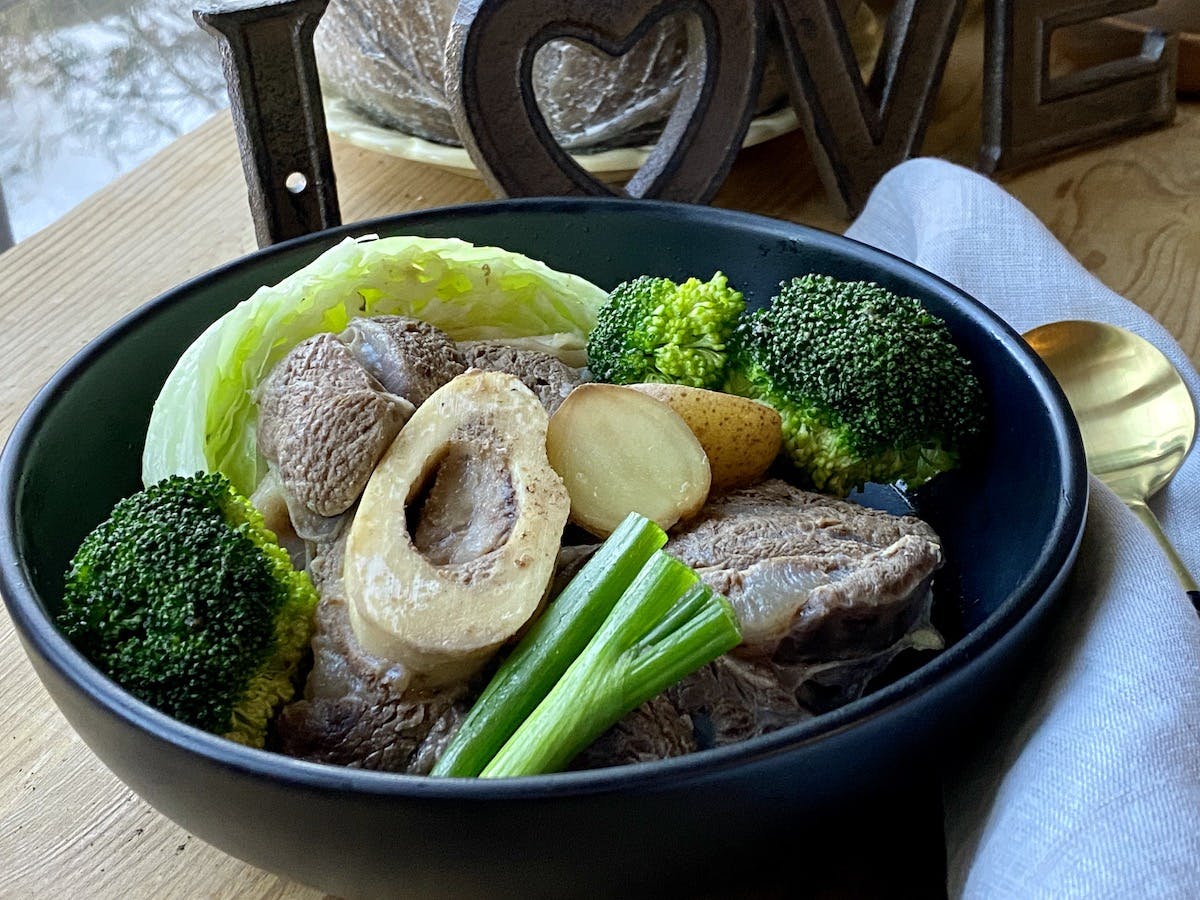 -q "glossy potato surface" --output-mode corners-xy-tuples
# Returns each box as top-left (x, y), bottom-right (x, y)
(546, 384), (711, 536)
